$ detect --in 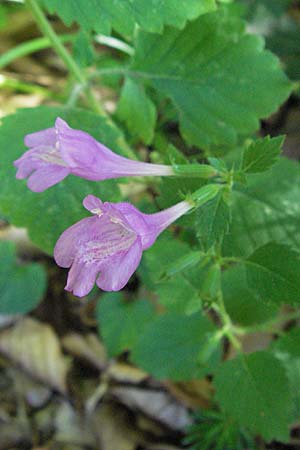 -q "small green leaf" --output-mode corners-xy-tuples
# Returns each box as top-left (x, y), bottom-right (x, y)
(117, 77), (156, 144)
(0, 106), (124, 253)
(131, 312), (218, 380)
(0, 241), (46, 315)
(41, 0), (216, 35)
(96, 293), (155, 356)
(195, 190), (231, 250)
(241, 135), (284, 174)
(245, 242), (300, 305)
(214, 351), (292, 442)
